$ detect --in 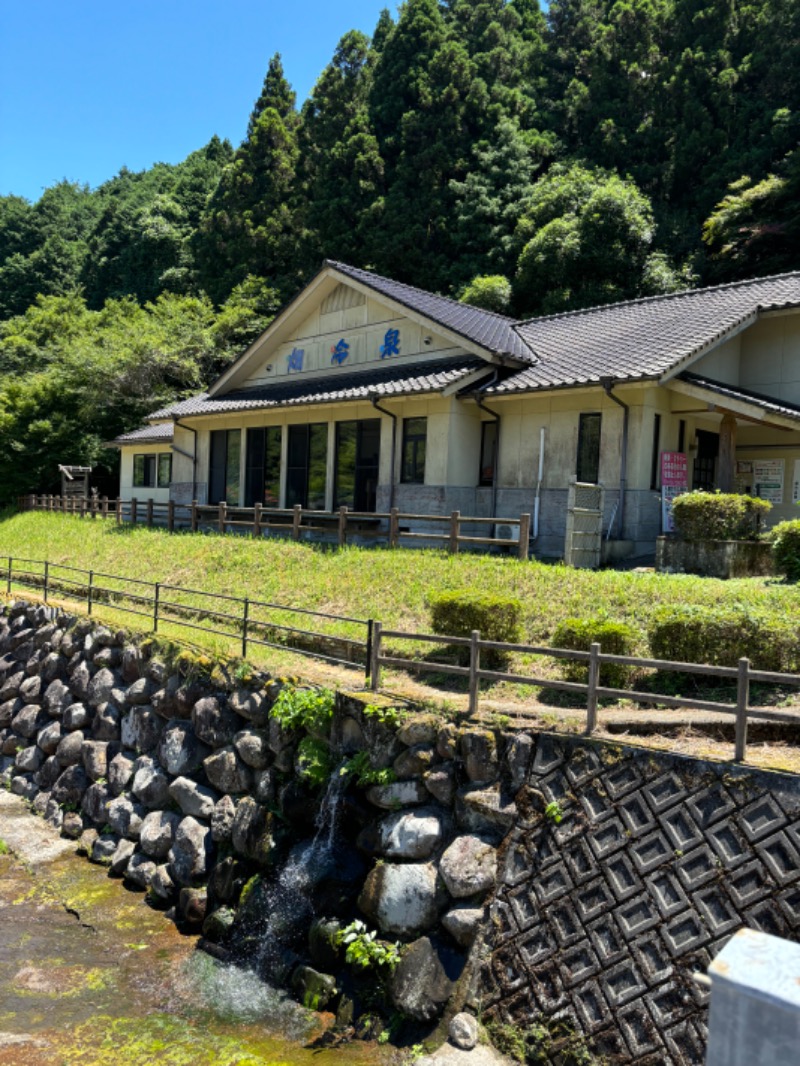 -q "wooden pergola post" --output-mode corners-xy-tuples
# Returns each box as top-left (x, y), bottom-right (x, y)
(718, 413), (737, 492)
